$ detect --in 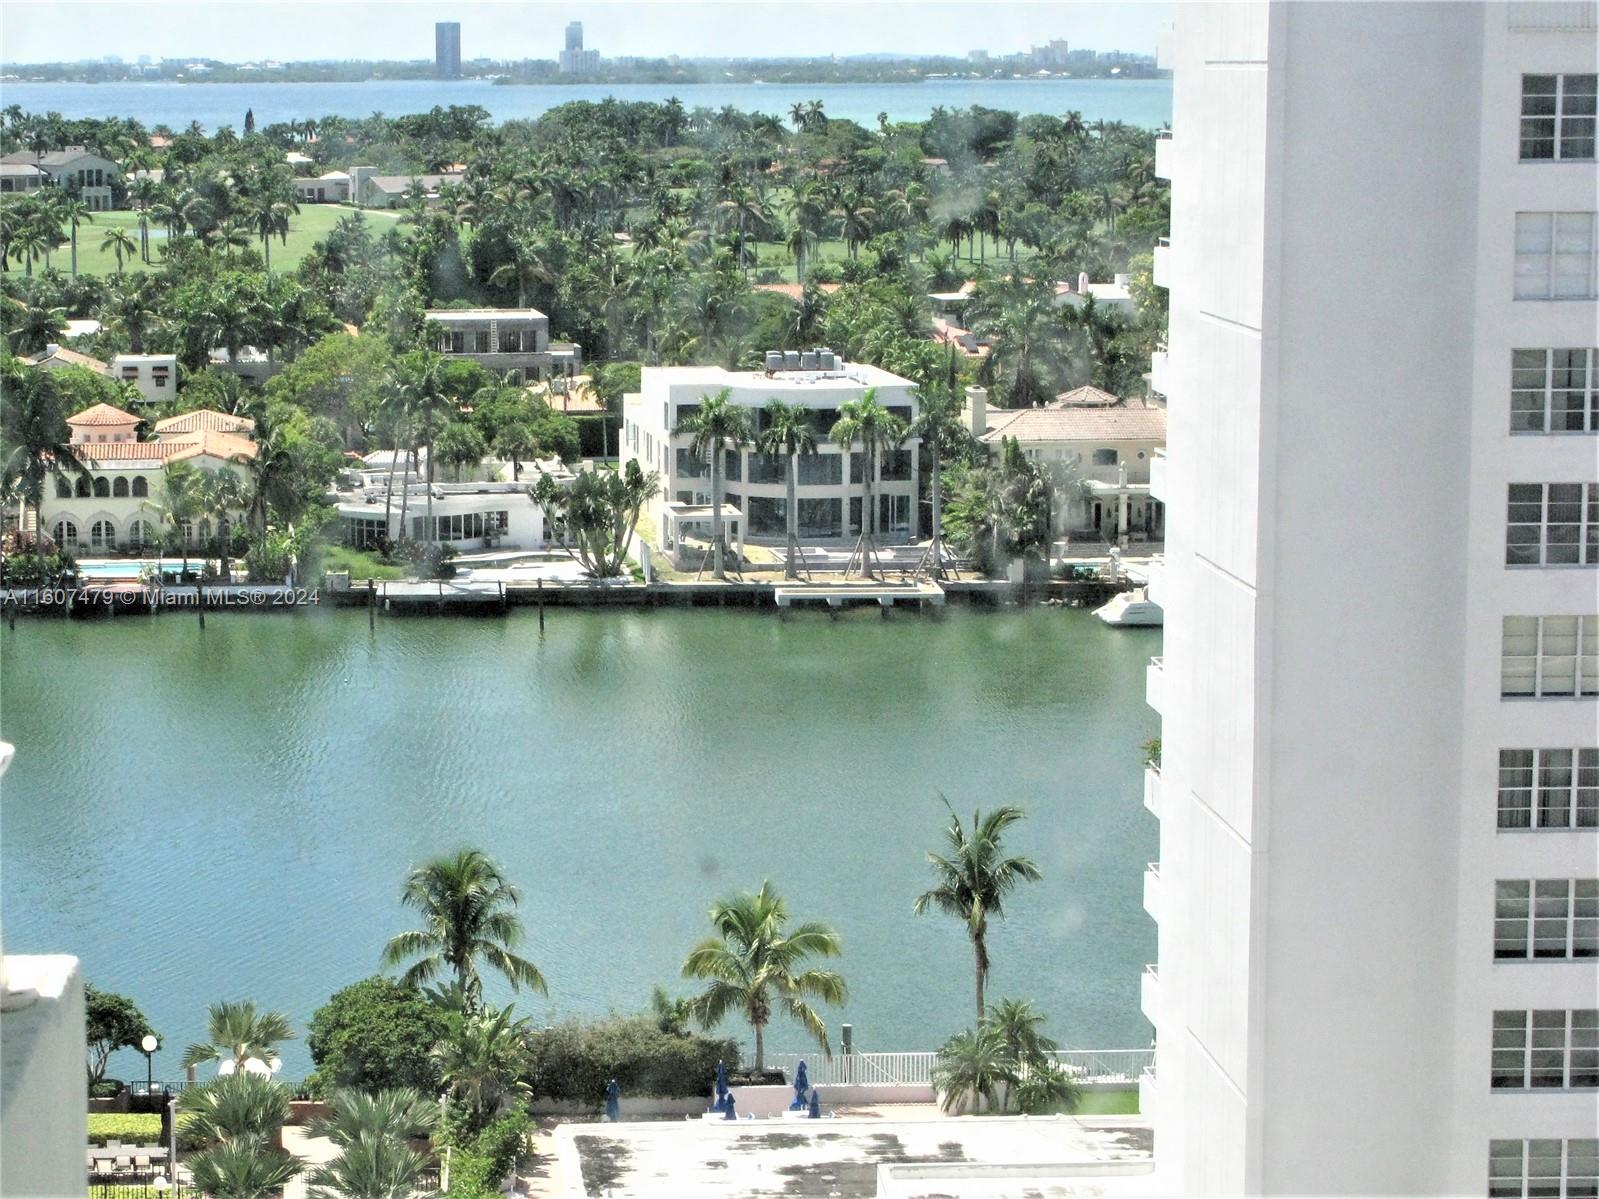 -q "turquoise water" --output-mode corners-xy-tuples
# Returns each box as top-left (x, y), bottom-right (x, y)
(74, 561), (154, 578)
(0, 77), (1172, 131)
(0, 606), (1158, 1083)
